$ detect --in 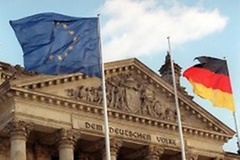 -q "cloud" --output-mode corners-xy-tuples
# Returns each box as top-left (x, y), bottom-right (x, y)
(100, 0), (228, 62)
